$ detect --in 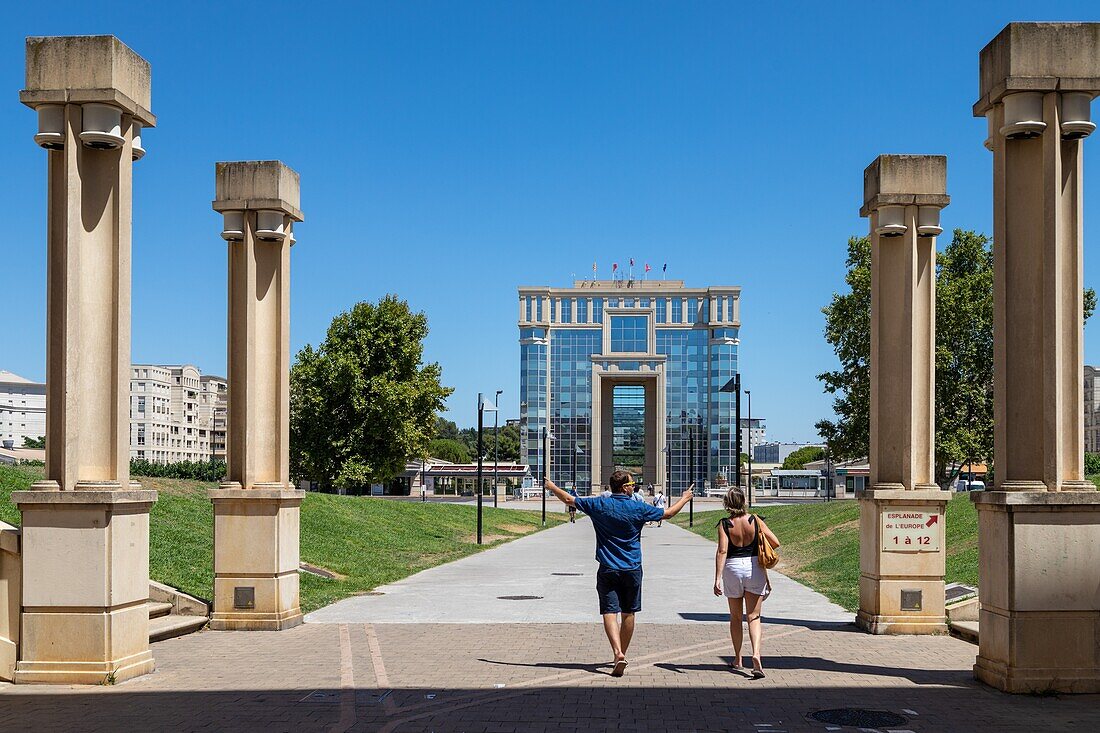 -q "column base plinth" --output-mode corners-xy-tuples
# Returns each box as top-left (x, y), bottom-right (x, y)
(209, 487), (302, 632)
(14, 649), (154, 685)
(857, 491), (949, 636)
(855, 609), (948, 635)
(972, 490), (1100, 694)
(12, 488), (157, 685)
